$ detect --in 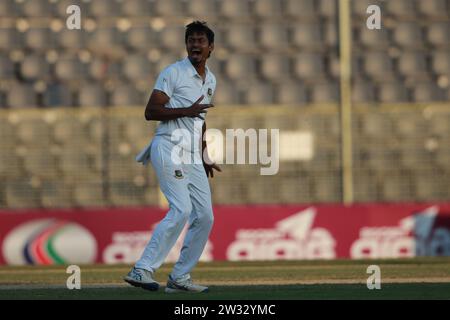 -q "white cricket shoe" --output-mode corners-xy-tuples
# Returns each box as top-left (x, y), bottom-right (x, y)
(165, 274), (209, 293)
(124, 267), (160, 291)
